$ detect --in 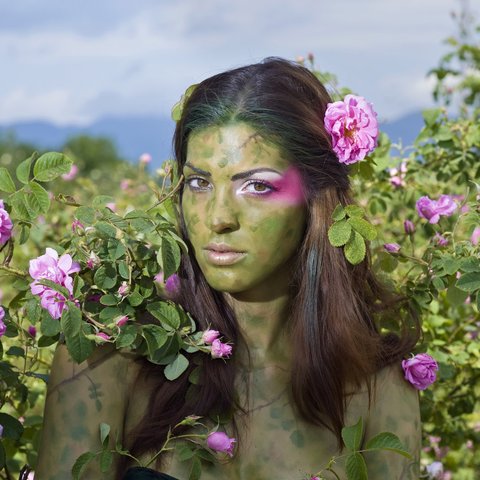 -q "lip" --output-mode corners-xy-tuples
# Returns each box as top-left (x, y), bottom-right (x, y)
(203, 243), (246, 266)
